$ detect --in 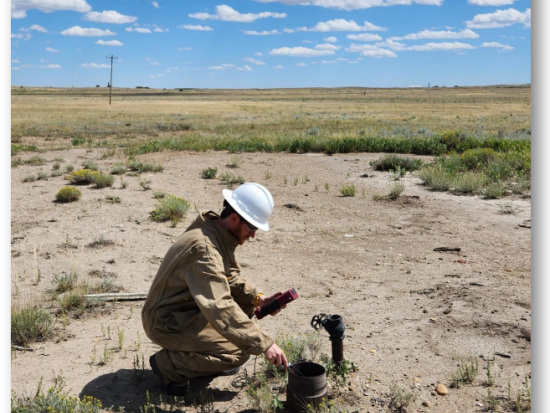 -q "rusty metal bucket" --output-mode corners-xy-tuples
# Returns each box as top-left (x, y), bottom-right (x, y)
(286, 362), (328, 413)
